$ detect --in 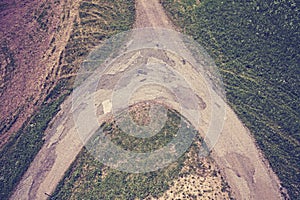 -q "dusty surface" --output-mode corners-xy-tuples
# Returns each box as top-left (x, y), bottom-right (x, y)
(134, 0), (174, 29)
(0, 0), (78, 147)
(11, 0), (283, 200)
(153, 147), (232, 200)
